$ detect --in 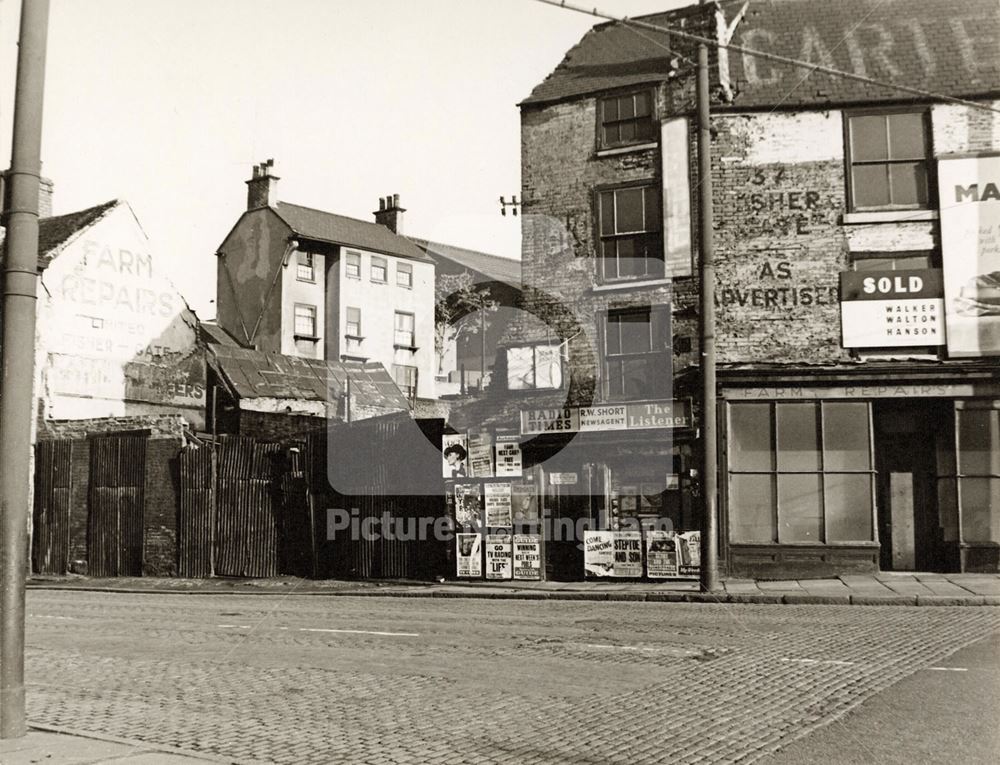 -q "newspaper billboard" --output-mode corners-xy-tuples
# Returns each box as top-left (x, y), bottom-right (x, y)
(495, 435), (523, 477)
(456, 533), (482, 578)
(513, 534), (542, 580)
(484, 482), (512, 528)
(646, 530), (700, 579)
(485, 533), (513, 580)
(584, 531), (643, 577)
